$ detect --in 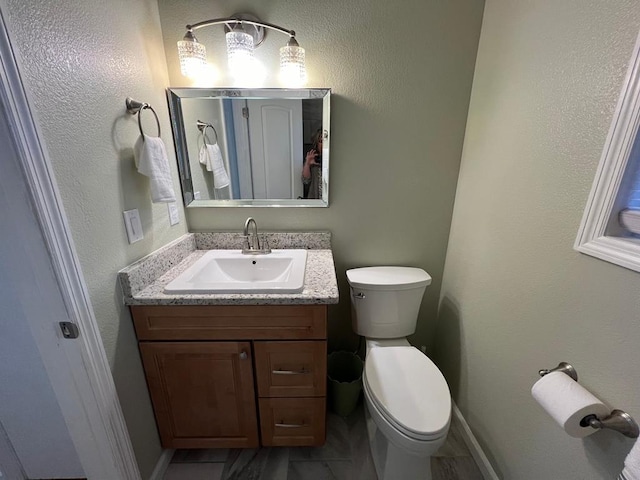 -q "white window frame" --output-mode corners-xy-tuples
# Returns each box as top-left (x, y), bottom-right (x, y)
(575, 29), (640, 273)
